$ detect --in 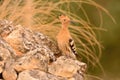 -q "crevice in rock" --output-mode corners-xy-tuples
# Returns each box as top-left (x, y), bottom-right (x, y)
(0, 73), (3, 79)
